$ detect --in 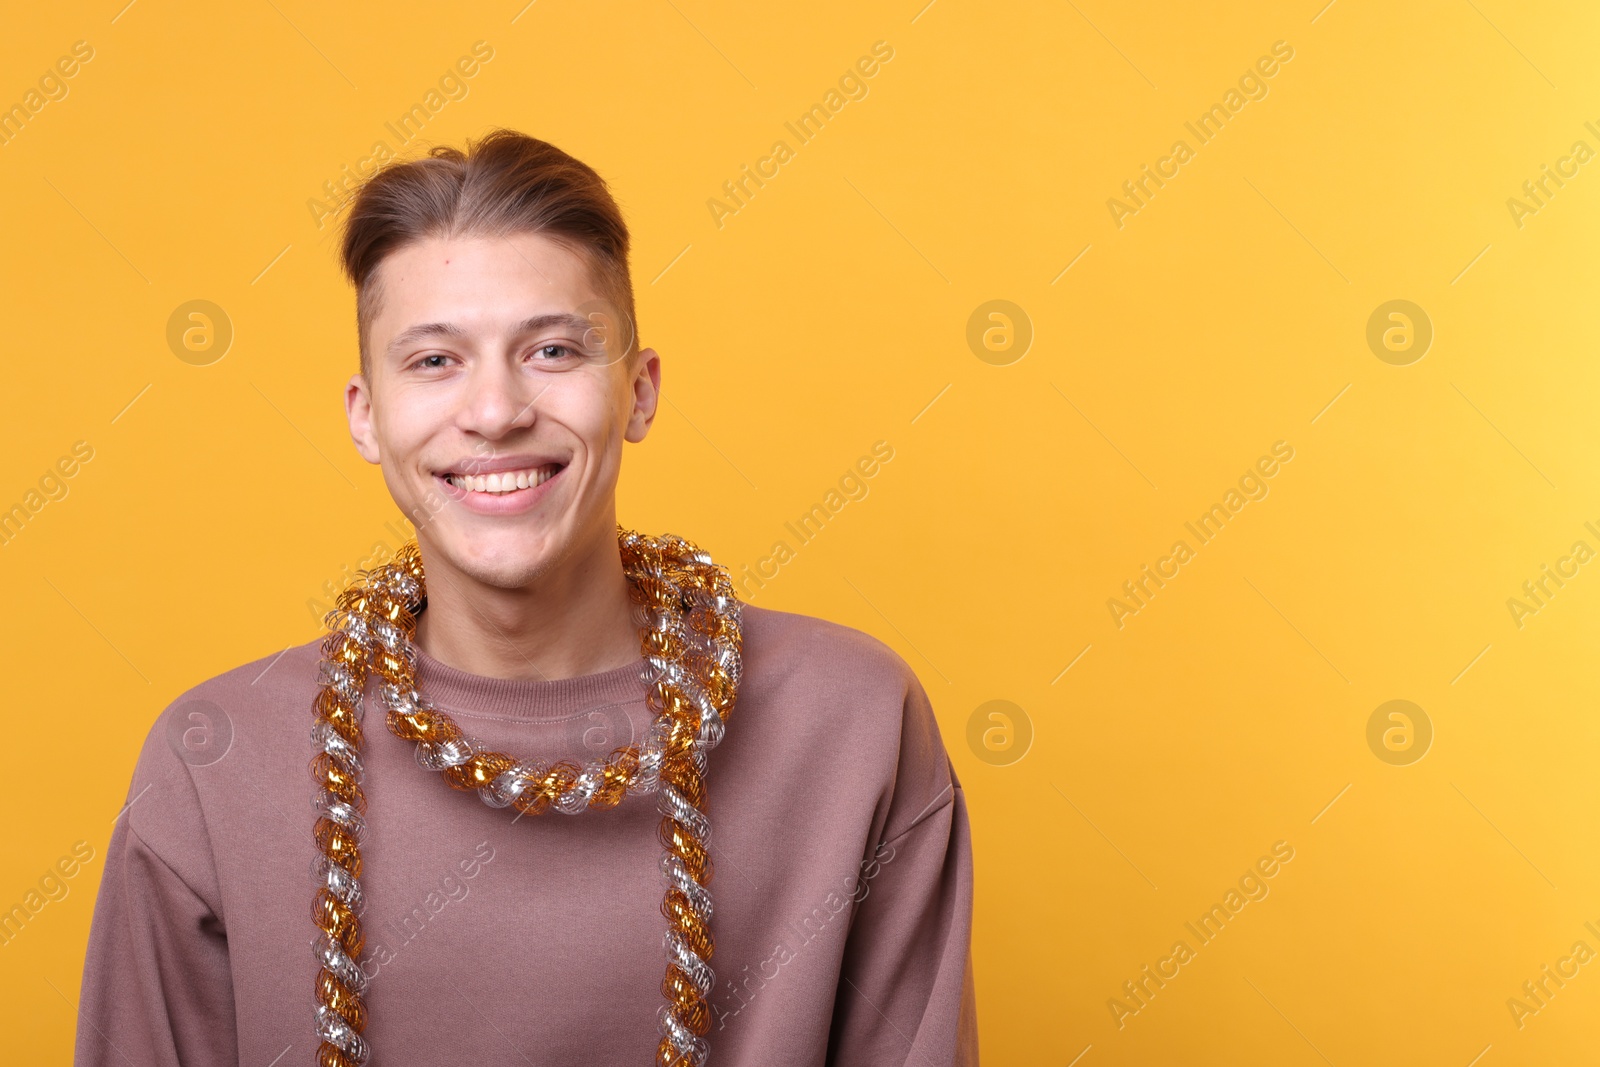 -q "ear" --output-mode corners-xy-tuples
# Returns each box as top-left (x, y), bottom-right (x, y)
(624, 347), (662, 443)
(346, 373), (382, 464)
